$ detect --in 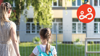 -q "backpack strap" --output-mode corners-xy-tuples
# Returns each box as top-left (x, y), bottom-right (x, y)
(37, 45), (42, 53)
(50, 46), (54, 52)
(48, 46), (54, 56)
